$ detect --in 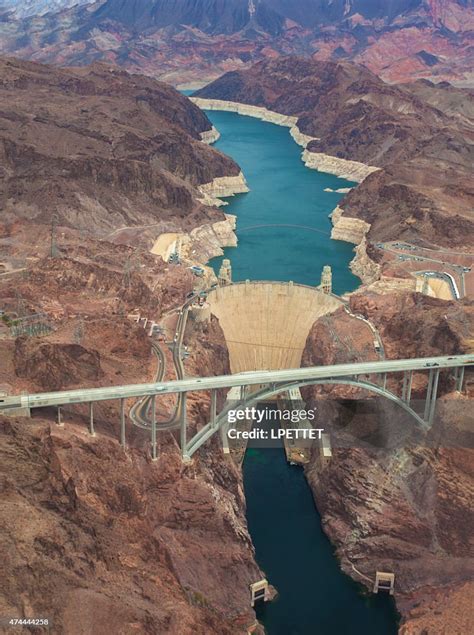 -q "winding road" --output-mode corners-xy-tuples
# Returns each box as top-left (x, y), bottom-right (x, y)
(129, 294), (196, 430)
